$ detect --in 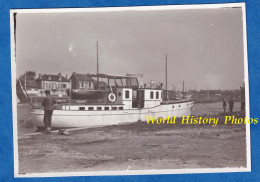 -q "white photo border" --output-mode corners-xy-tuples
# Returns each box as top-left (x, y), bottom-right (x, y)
(10, 2), (251, 177)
